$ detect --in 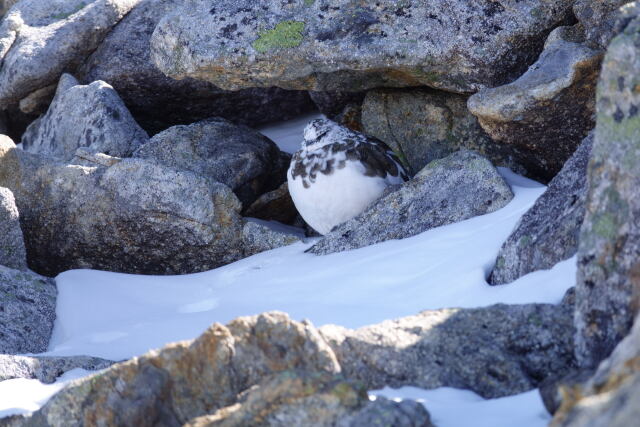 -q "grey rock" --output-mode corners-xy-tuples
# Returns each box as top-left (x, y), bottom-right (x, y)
(309, 150), (513, 255)
(244, 182), (300, 226)
(573, 0), (631, 49)
(17, 84), (56, 115)
(0, 137), (245, 276)
(309, 91), (366, 131)
(0, 264), (56, 354)
(242, 219), (303, 258)
(320, 303), (576, 399)
(0, 354), (115, 383)
(22, 74), (148, 161)
(20, 312), (340, 426)
(185, 370), (432, 427)
(0, 186), (27, 270)
(0, 0), (139, 108)
(539, 369), (594, 415)
(489, 133), (593, 285)
(133, 118), (287, 208)
(362, 87), (528, 177)
(575, 13), (640, 368)
(0, 0), (18, 18)
(468, 26), (602, 181)
(78, 0), (314, 135)
(150, 0), (572, 93)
